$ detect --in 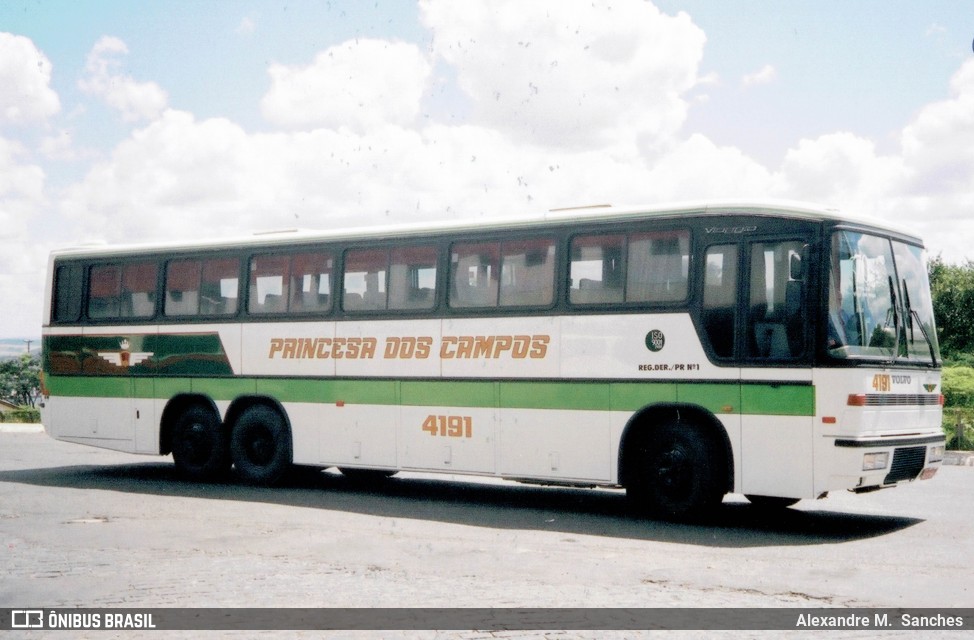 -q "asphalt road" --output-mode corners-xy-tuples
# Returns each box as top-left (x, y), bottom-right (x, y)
(1, 428), (971, 639)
